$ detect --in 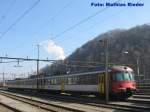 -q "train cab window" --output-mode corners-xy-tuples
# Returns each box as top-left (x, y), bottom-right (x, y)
(113, 72), (124, 81)
(113, 72), (135, 81)
(129, 73), (135, 81)
(123, 73), (131, 81)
